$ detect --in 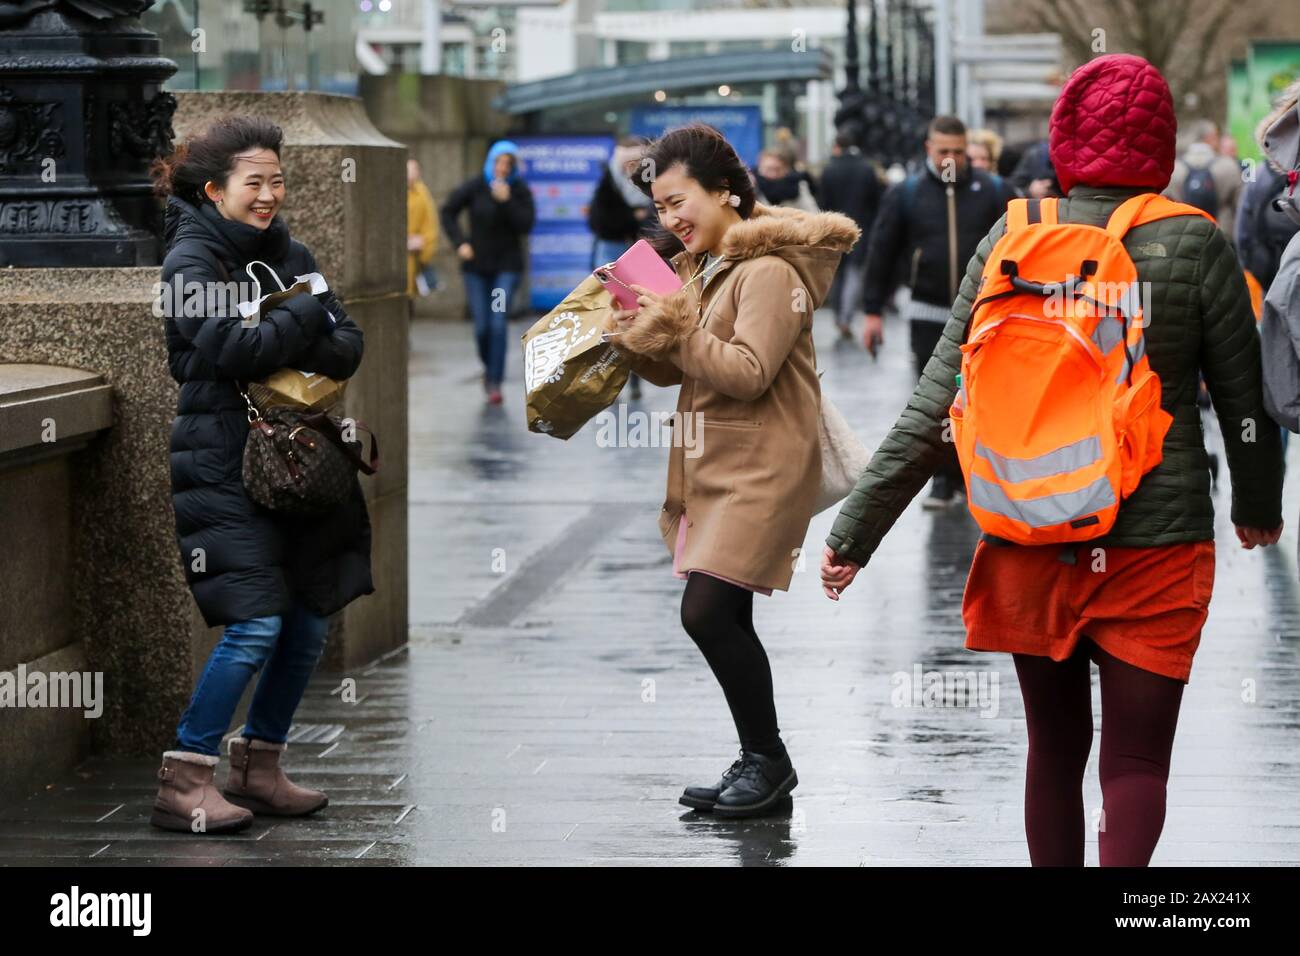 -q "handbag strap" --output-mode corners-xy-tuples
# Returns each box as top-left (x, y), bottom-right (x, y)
(301, 412), (380, 475)
(207, 255), (262, 419)
(243, 259), (289, 299)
